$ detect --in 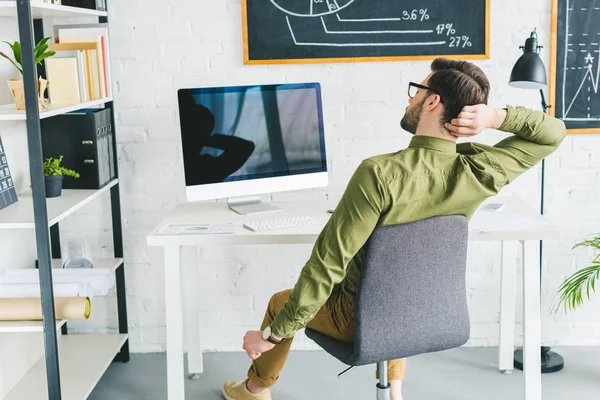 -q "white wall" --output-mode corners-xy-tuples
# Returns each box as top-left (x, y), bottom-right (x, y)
(1, 0), (600, 394)
(103, 0), (600, 352)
